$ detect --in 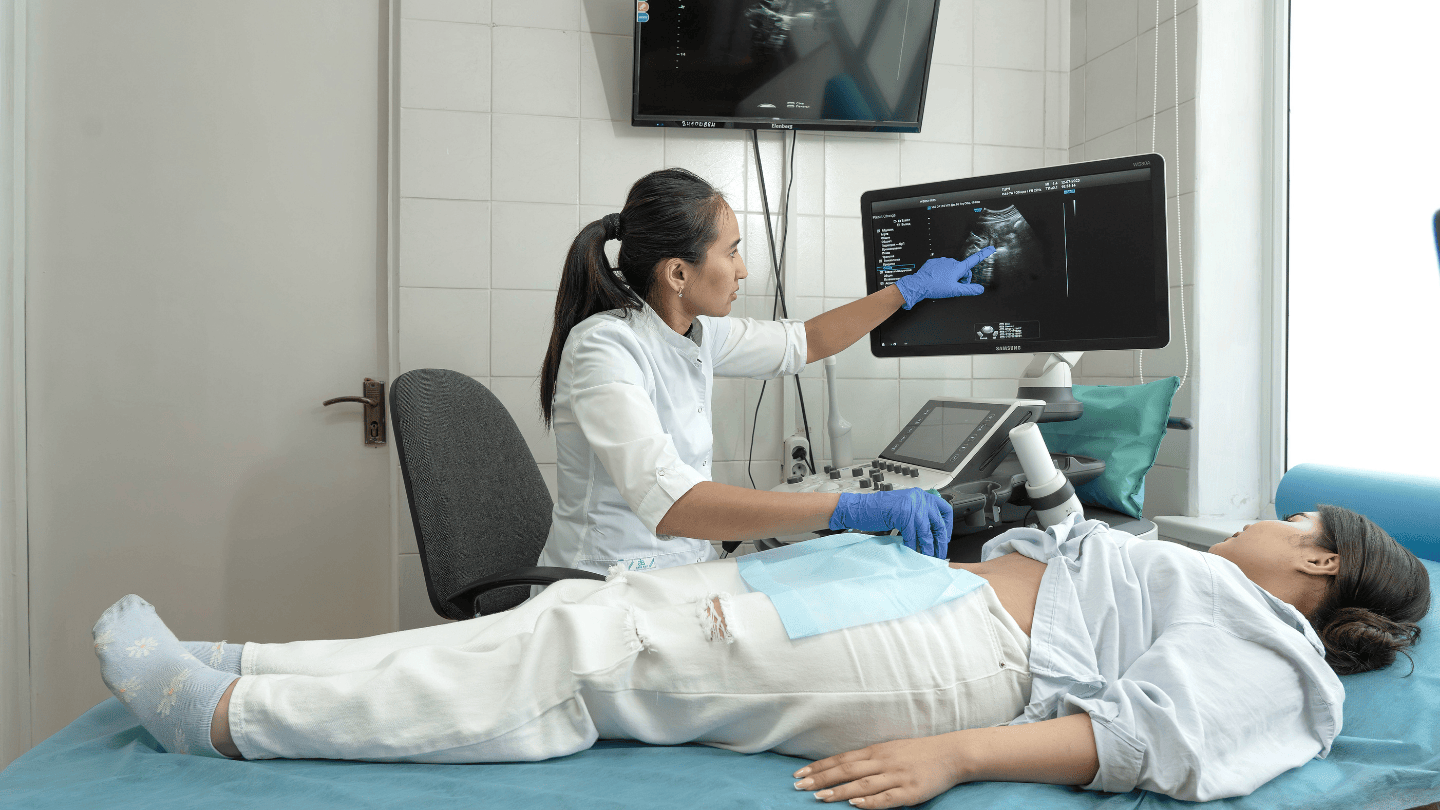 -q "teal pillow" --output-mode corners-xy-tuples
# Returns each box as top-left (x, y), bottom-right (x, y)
(1037, 376), (1179, 519)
